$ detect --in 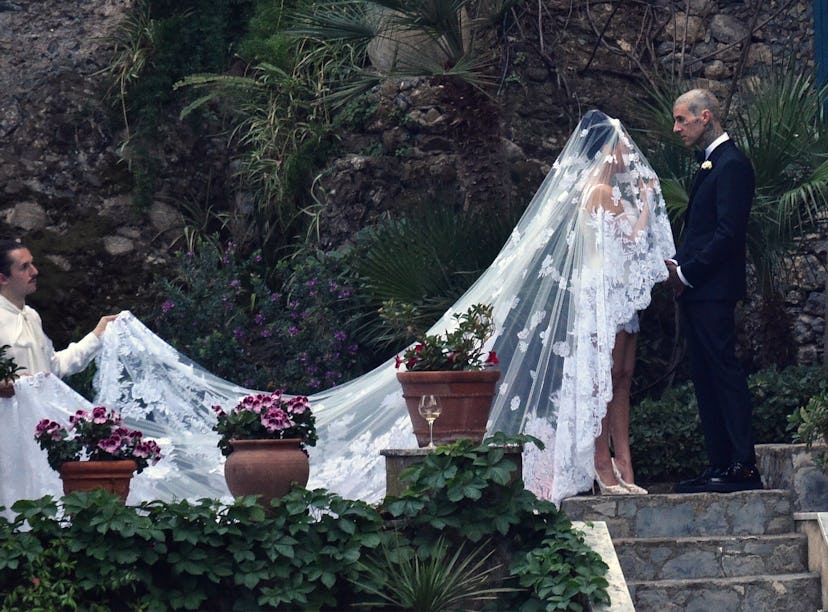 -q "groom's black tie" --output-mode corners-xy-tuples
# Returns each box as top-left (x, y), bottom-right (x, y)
(694, 150), (706, 164)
